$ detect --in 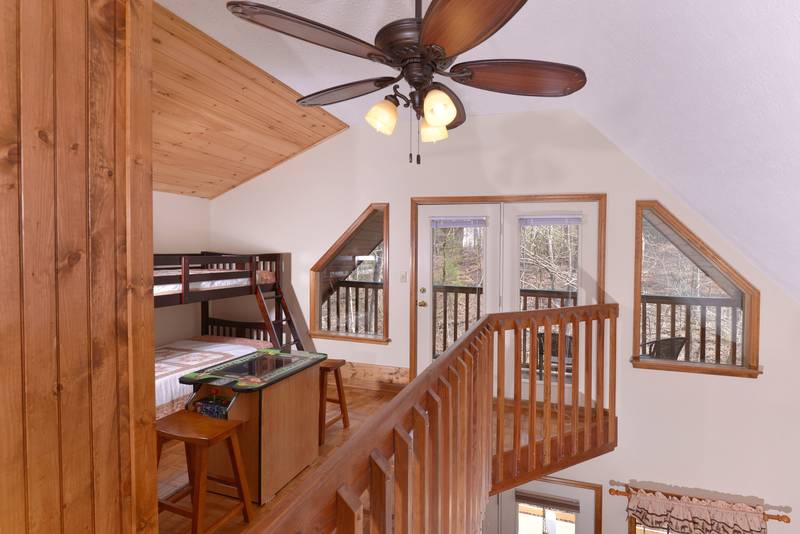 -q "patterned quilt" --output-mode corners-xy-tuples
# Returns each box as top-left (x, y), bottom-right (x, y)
(155, 336), (270, 419)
